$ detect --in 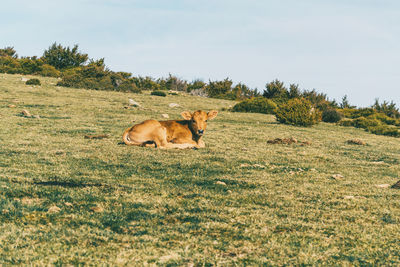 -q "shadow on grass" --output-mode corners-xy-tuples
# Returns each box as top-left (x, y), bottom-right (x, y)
(34, 180), (105, 188)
